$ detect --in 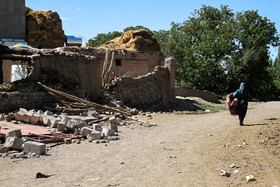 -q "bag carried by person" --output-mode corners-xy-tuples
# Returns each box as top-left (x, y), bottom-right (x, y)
(226, 93), (239, 115)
